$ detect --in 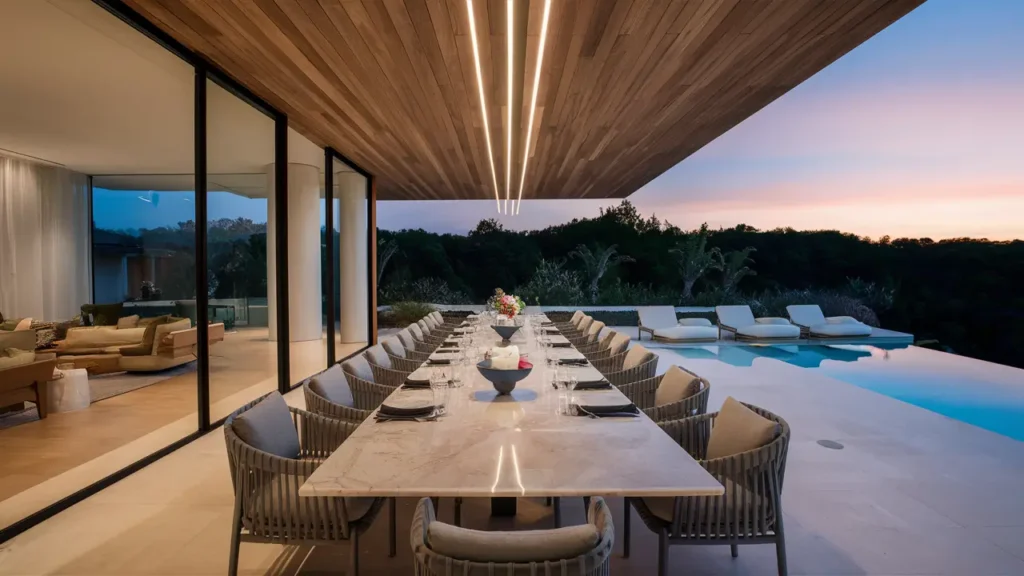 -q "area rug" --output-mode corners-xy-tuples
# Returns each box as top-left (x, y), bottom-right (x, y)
(0, 363), (197, 430)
